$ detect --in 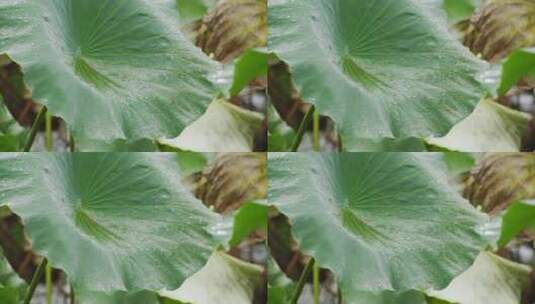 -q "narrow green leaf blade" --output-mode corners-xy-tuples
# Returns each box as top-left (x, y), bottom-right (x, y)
(498, 200), (535, 247)
(230, 49), (269, 96)
(498, 48), (535, 96)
